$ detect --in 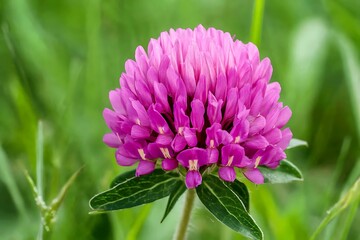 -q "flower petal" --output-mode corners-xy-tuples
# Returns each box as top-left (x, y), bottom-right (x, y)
(136, 160), (156, 176)
(190, 99), (205, 132)
(248, 115), (266, 136)
(263, 128), (282, 145)
(183, 128), (198, 147)
(230, 119), (249, 143)
(162, 158), (178, 171)
(223, 87), (238, 123)
(219, 167), (236, 182)
(277, 128), (293, 150)
(207, 92), (223, 124)
(156, 134), (174, 145)
(276, 106), (292, 128)
(205, 123), (222, 147)
(243, 168), (264, 184)
(244, 135), (269, 149)
(171, 134), (187, 152)
(207, 148), (219, 164)
(177, 147), (208, 167)
(103, 133), (121, 148)
(115, 150), (138, 166)
(194, 75), (208, 104)
(153, 81), (171, 113)
(131, 125), (151, 139)
(185, 170), (202, 189)
(221, 144), (245, 166)
(148, 105), (171, 134)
